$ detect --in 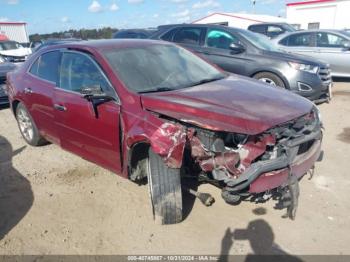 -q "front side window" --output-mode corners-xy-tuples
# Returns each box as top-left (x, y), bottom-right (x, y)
(316, 32), (348, 48)
(60, 52), (112, 94)
(103, 44), (225, 93)
(173, 27), (203, 45)
(206, 29), (239, 50)
(287, 33), (313, 47)
(29, 51), (61, 85)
